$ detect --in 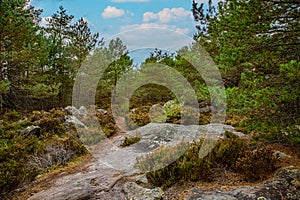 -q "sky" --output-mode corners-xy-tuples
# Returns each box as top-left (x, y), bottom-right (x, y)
(29, 0), (216, 63)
